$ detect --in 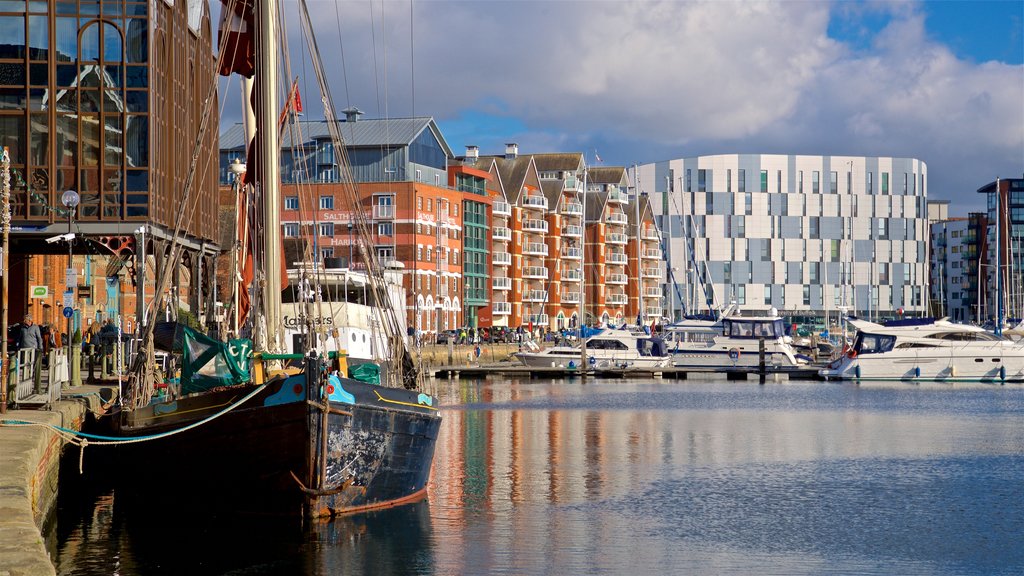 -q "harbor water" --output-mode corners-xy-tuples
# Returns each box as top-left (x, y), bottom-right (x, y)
(50, 377), (1023, 575)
